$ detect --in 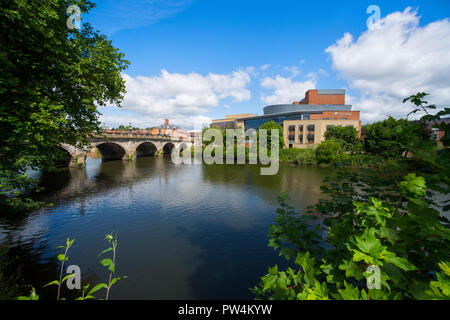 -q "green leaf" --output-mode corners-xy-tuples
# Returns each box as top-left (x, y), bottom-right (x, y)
(262, 274), (277, 292)
(110, 277), (122, 287)
(100, 258), (113, 267)
(97, 247), (113, 257)
(108, 263), (116, 273)
(337, 282), (360, 300)
(44, 280), (60, 287)
(88, 283), (108, 296)
(57, 254), (67, 261)
(61, 273), (76, 283)
(380, 251), (417, 271)
(268, 265), (278, 275)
